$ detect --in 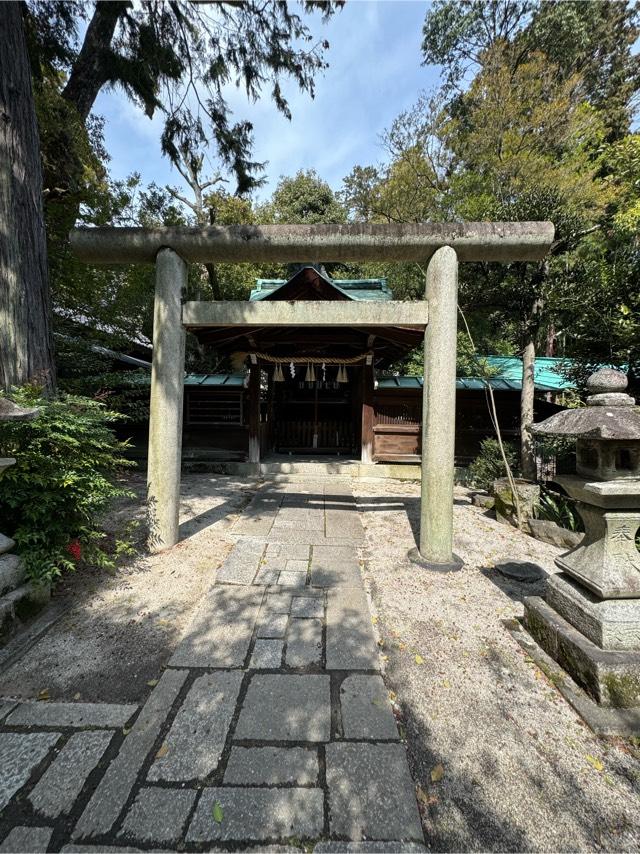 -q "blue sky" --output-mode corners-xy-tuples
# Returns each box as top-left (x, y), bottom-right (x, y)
(94, 1), (440, 203)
